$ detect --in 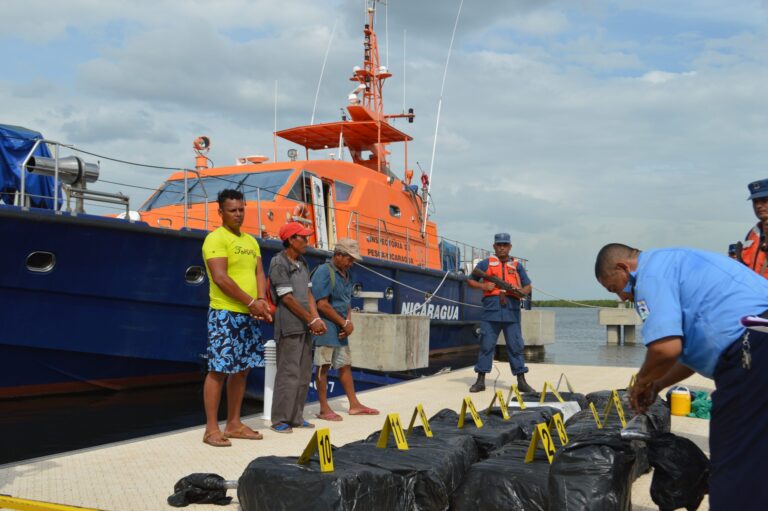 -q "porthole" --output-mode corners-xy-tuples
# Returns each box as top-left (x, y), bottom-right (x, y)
(384, 287), (394, 300)
(185, 266), (206, 285)
(26, 252), (56, 273)
(352, 283), (363, 297)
